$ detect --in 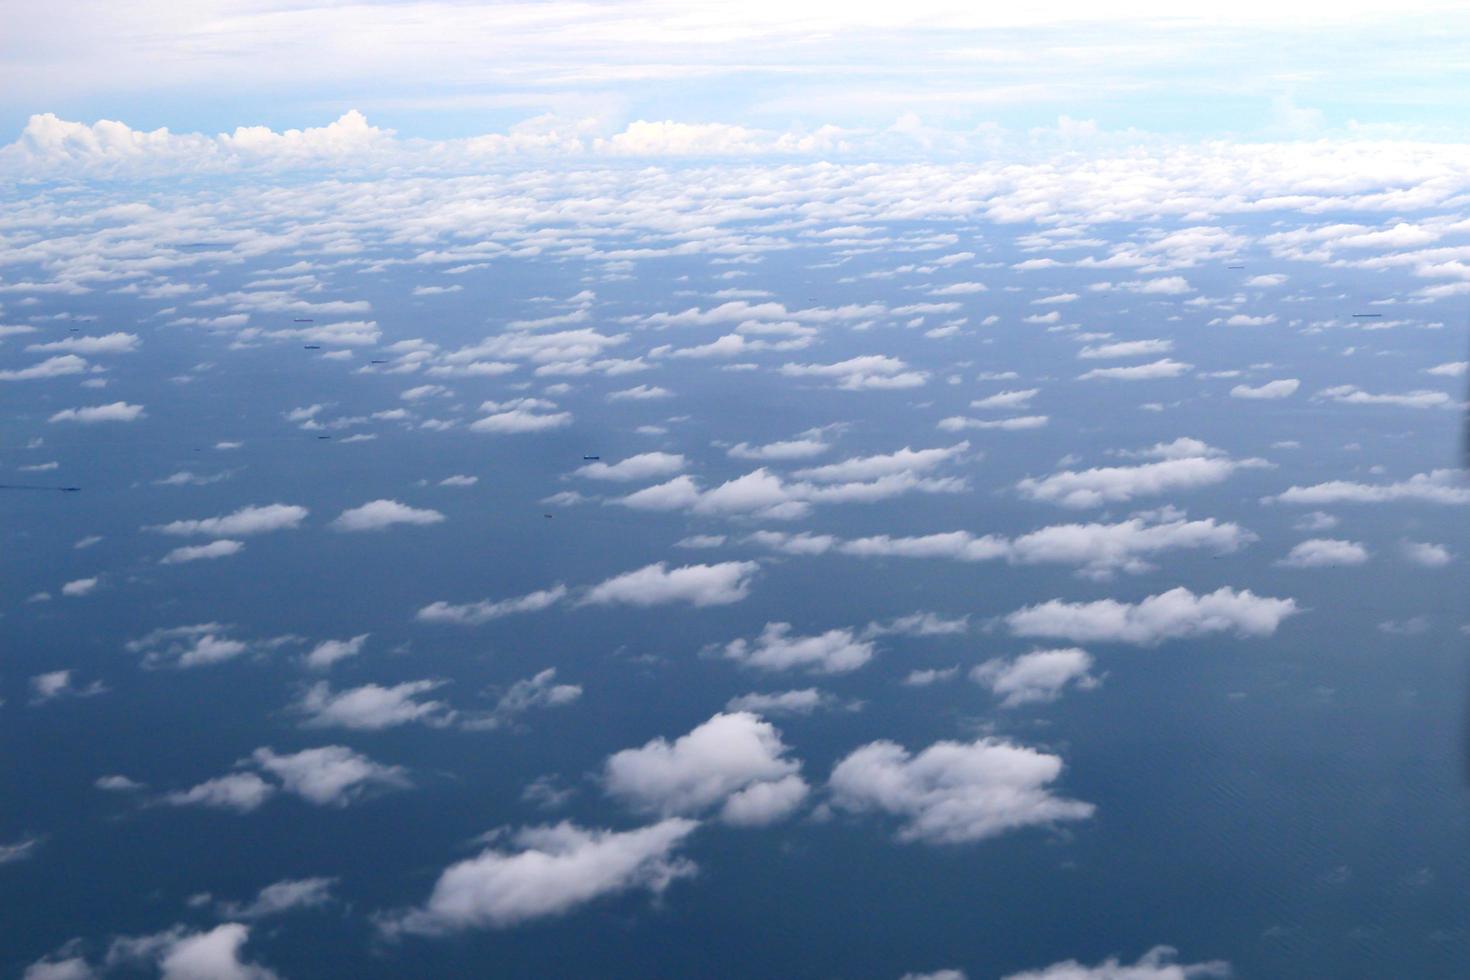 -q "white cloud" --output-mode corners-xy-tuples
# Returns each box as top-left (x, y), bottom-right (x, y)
(1007, 586), (1298, 645)
(1401, 540), (1452, 567)
(161, 539), (244, 564)
(582, 561), (759, 607)
(218, 877), (337, 920)
(1001, 946), (1230, 980)
(1277, 538), (1369, 567)
(779, 355), (927, 390)
(48, 401), (145, 423)
(0, 354), (89, 380)
(604, 712), (808, 825)
(1076, 339), (1172, 359)
(1018, 444), (1266, 508)
(1315, 385), (1455, 409)
(27, 332), (140, 354)
(721, 622), (876, 674)
(61, 577), (98, 597)
(1230, 378), (1299, 399)
(166, 773), (277, 813)
(1271, 469), (1470, 505)
(331, 499), (445, 532)
(470, 409), (572, 433)
(295, 680), (454, 730)
(250, 746), (409, 805)
(828, 737), (1094, 844)
(150, 503), (308, 536)
(575, 452), (686, 481)
(972, 649), (1099, 707)
(1078, 358), (1192, 381)
(304, 633), (369, 670)
(385, 819), (698, 934)
(725, 689), (834, 715)
(417, 585), (568, 625)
